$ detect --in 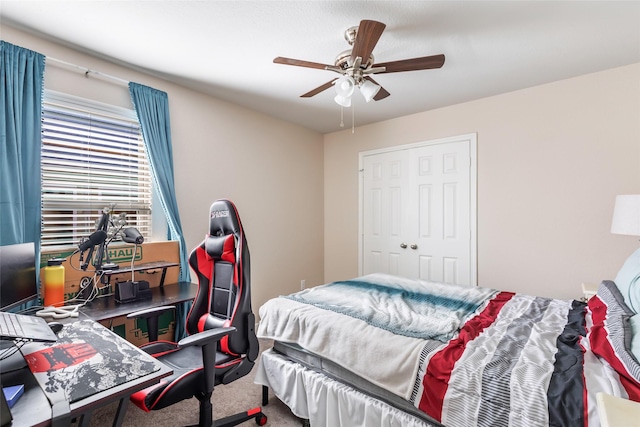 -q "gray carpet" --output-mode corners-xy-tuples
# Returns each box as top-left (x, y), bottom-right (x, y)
(85, 340), (303, 427)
